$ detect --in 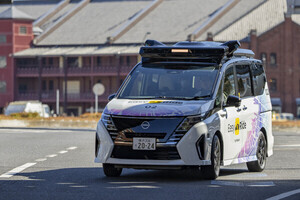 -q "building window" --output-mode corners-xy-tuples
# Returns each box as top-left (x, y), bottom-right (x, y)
(49, 58), (53, 65)
(42, 80), (47, 91)
(0, 35), (6, 44)
(270, 53), (277, 66)
(269, 78), (277, 92)
(0, 81), (6, 93)
(126, 56), (131, 66)
(260, 53), (267, 67)
(67, 57), (78, 68)
(49, 80), (54, 91)
(19, 26), (27, 34)
(96, 57), (102, 66)
(0, 56), (6, 68)
(19, 84), (27, 93)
